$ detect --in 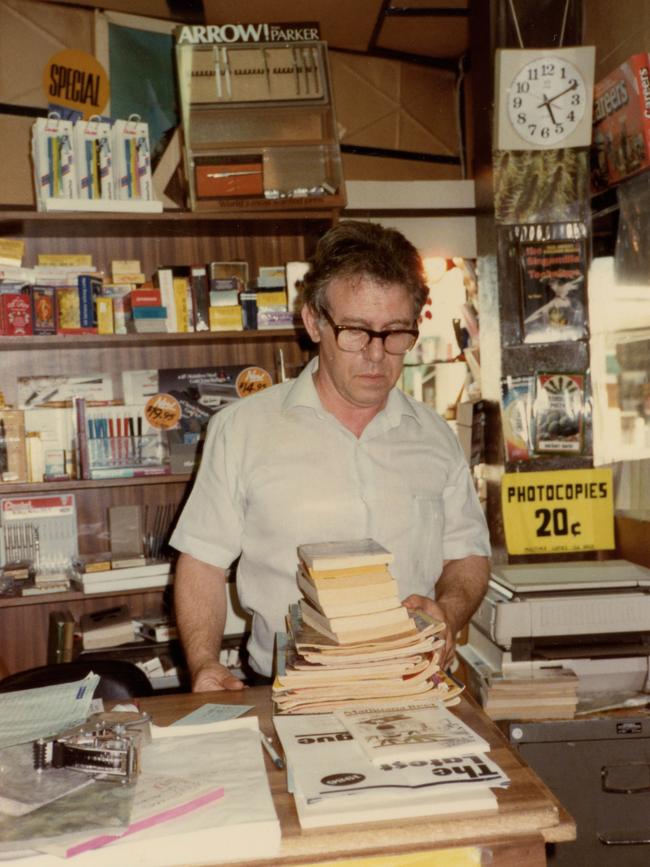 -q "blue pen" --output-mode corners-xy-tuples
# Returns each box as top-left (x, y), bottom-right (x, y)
(124, 139), (132, 197)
